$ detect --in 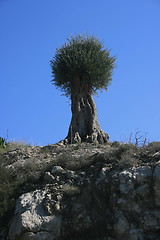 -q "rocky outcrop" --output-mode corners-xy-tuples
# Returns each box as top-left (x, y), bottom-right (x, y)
(8, 158), (160, 239)
(9, 189), (62, 240)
